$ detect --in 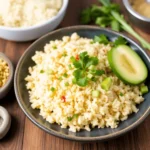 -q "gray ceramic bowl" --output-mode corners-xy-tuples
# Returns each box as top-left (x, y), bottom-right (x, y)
(123, 0), (150, 33)
(14, 26), (150, 142)
(0, 52), (14, 99)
